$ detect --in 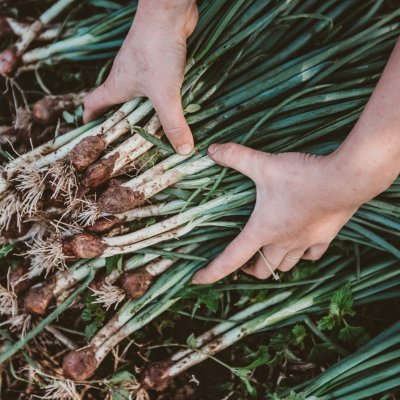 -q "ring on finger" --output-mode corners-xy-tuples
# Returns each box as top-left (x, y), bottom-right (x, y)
(286, 253), (302, 261)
